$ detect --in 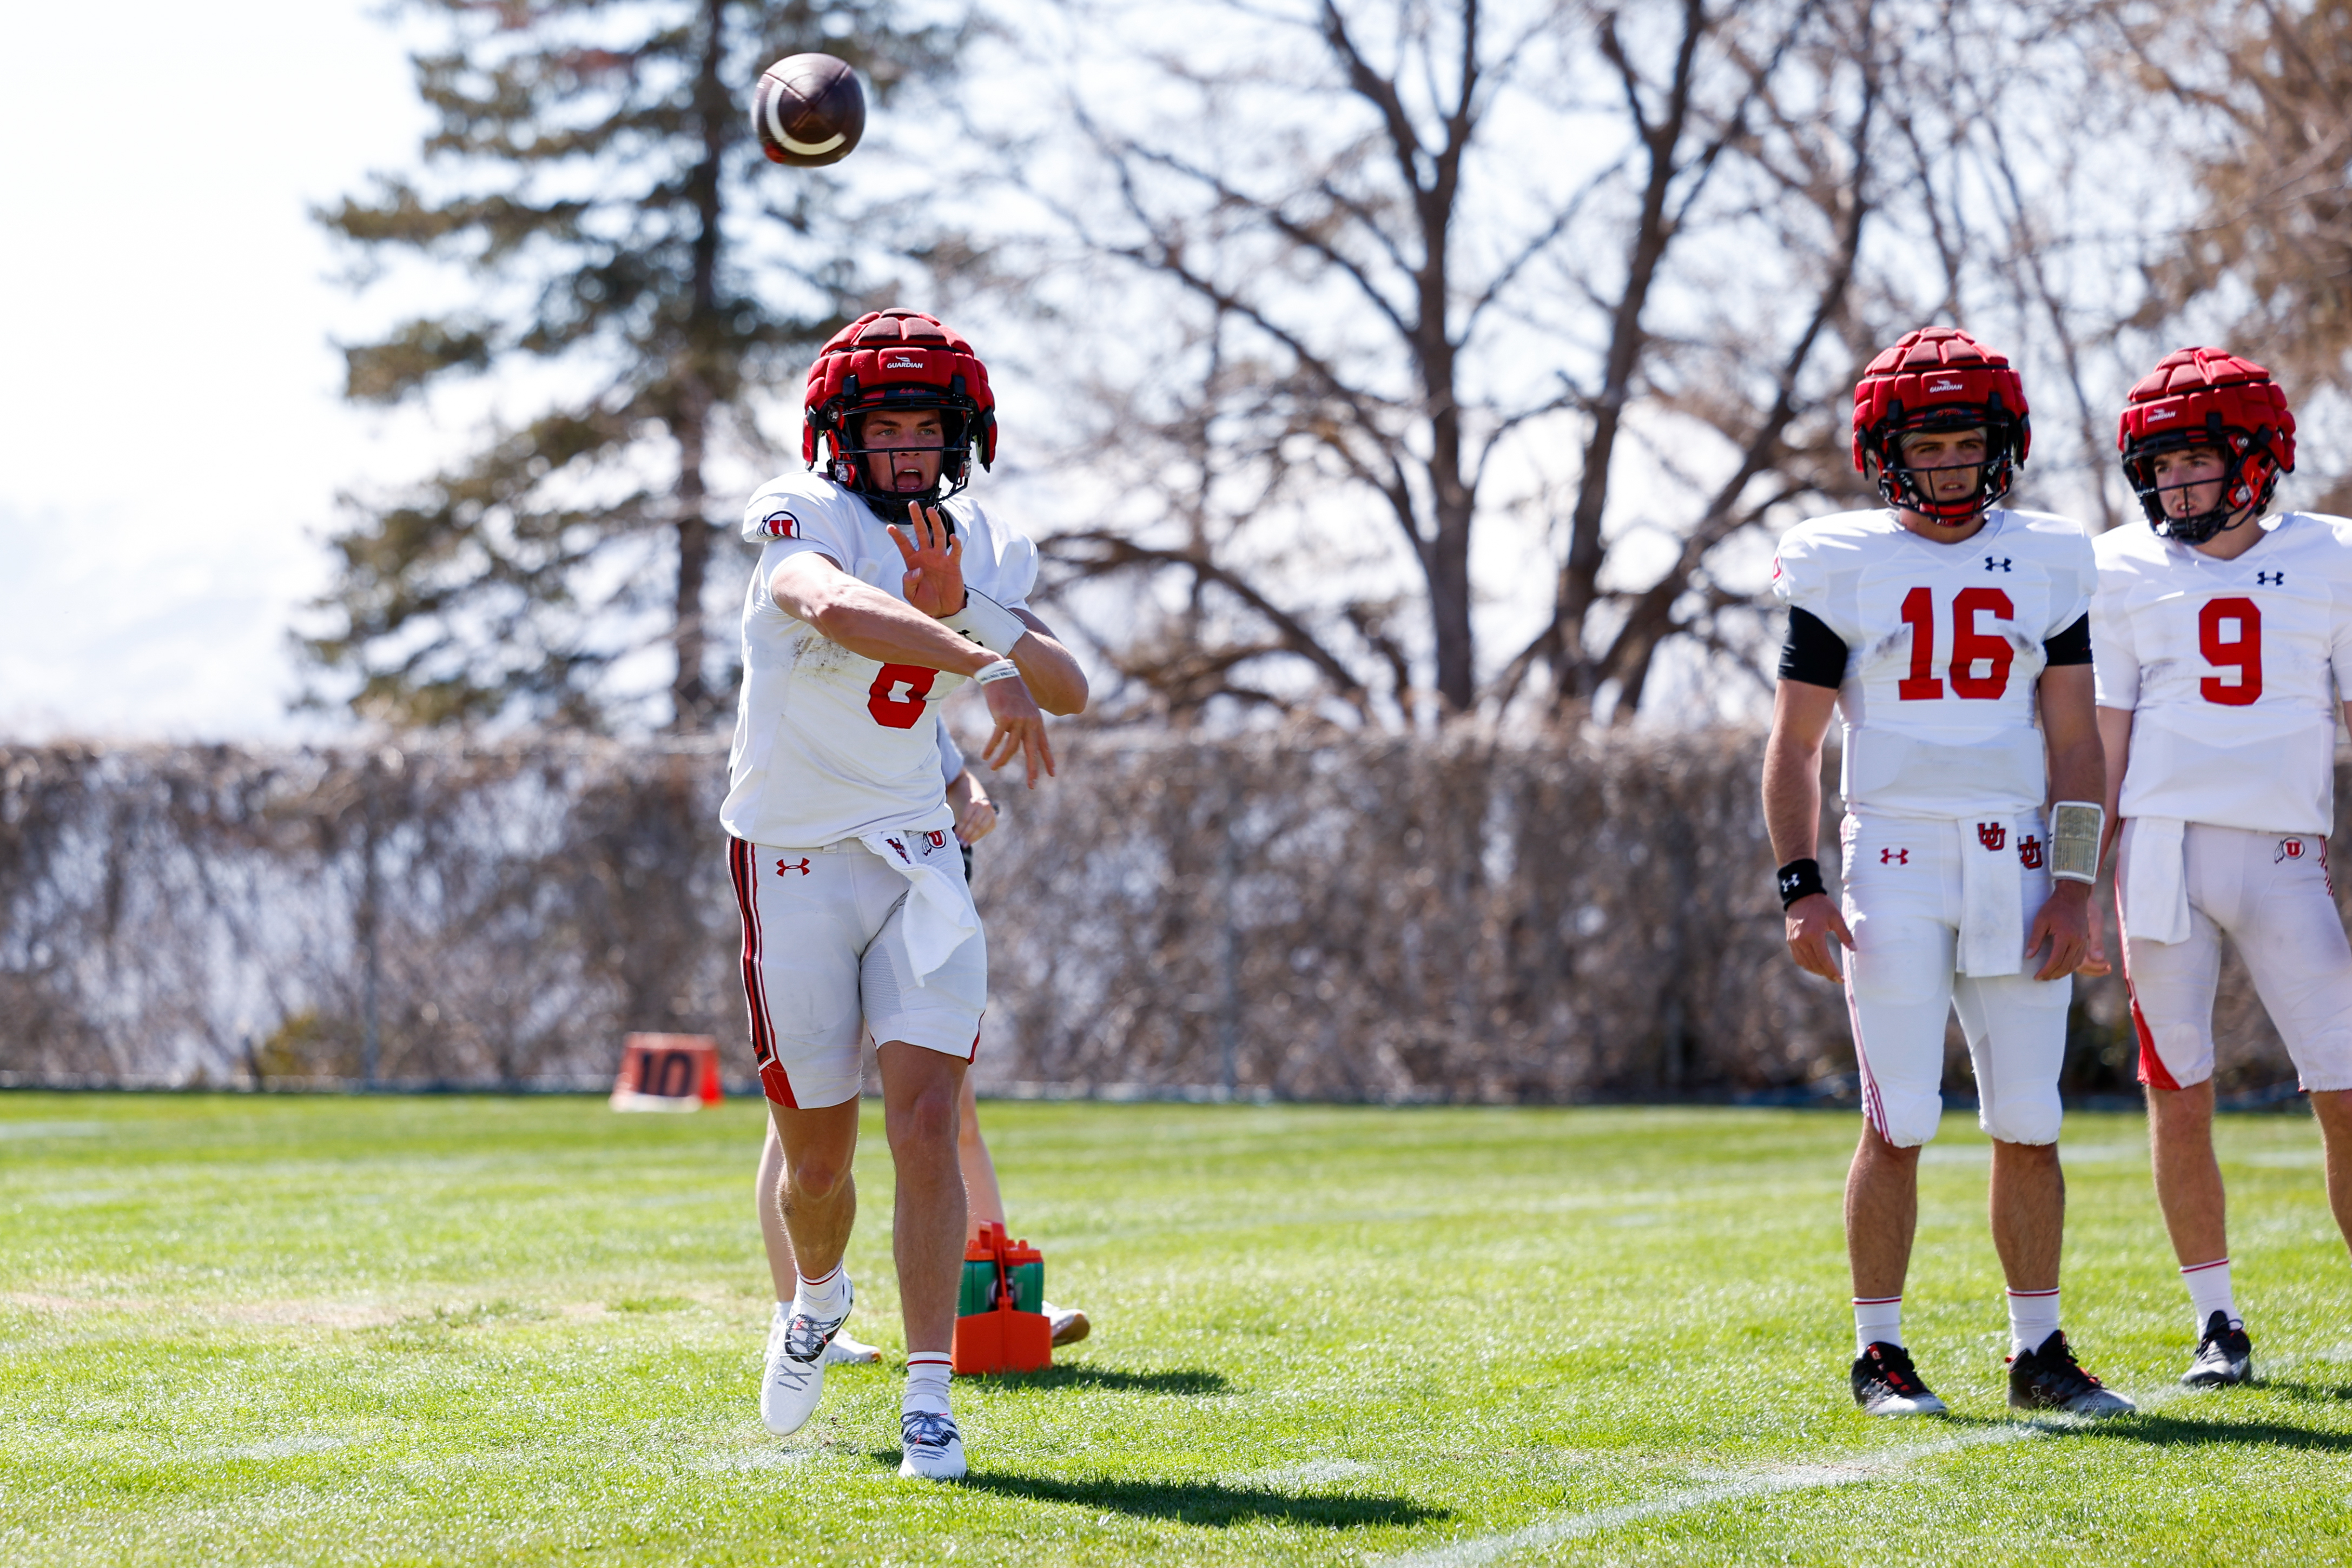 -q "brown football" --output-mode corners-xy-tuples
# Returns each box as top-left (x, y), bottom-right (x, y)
(752, 53), (866, 168)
